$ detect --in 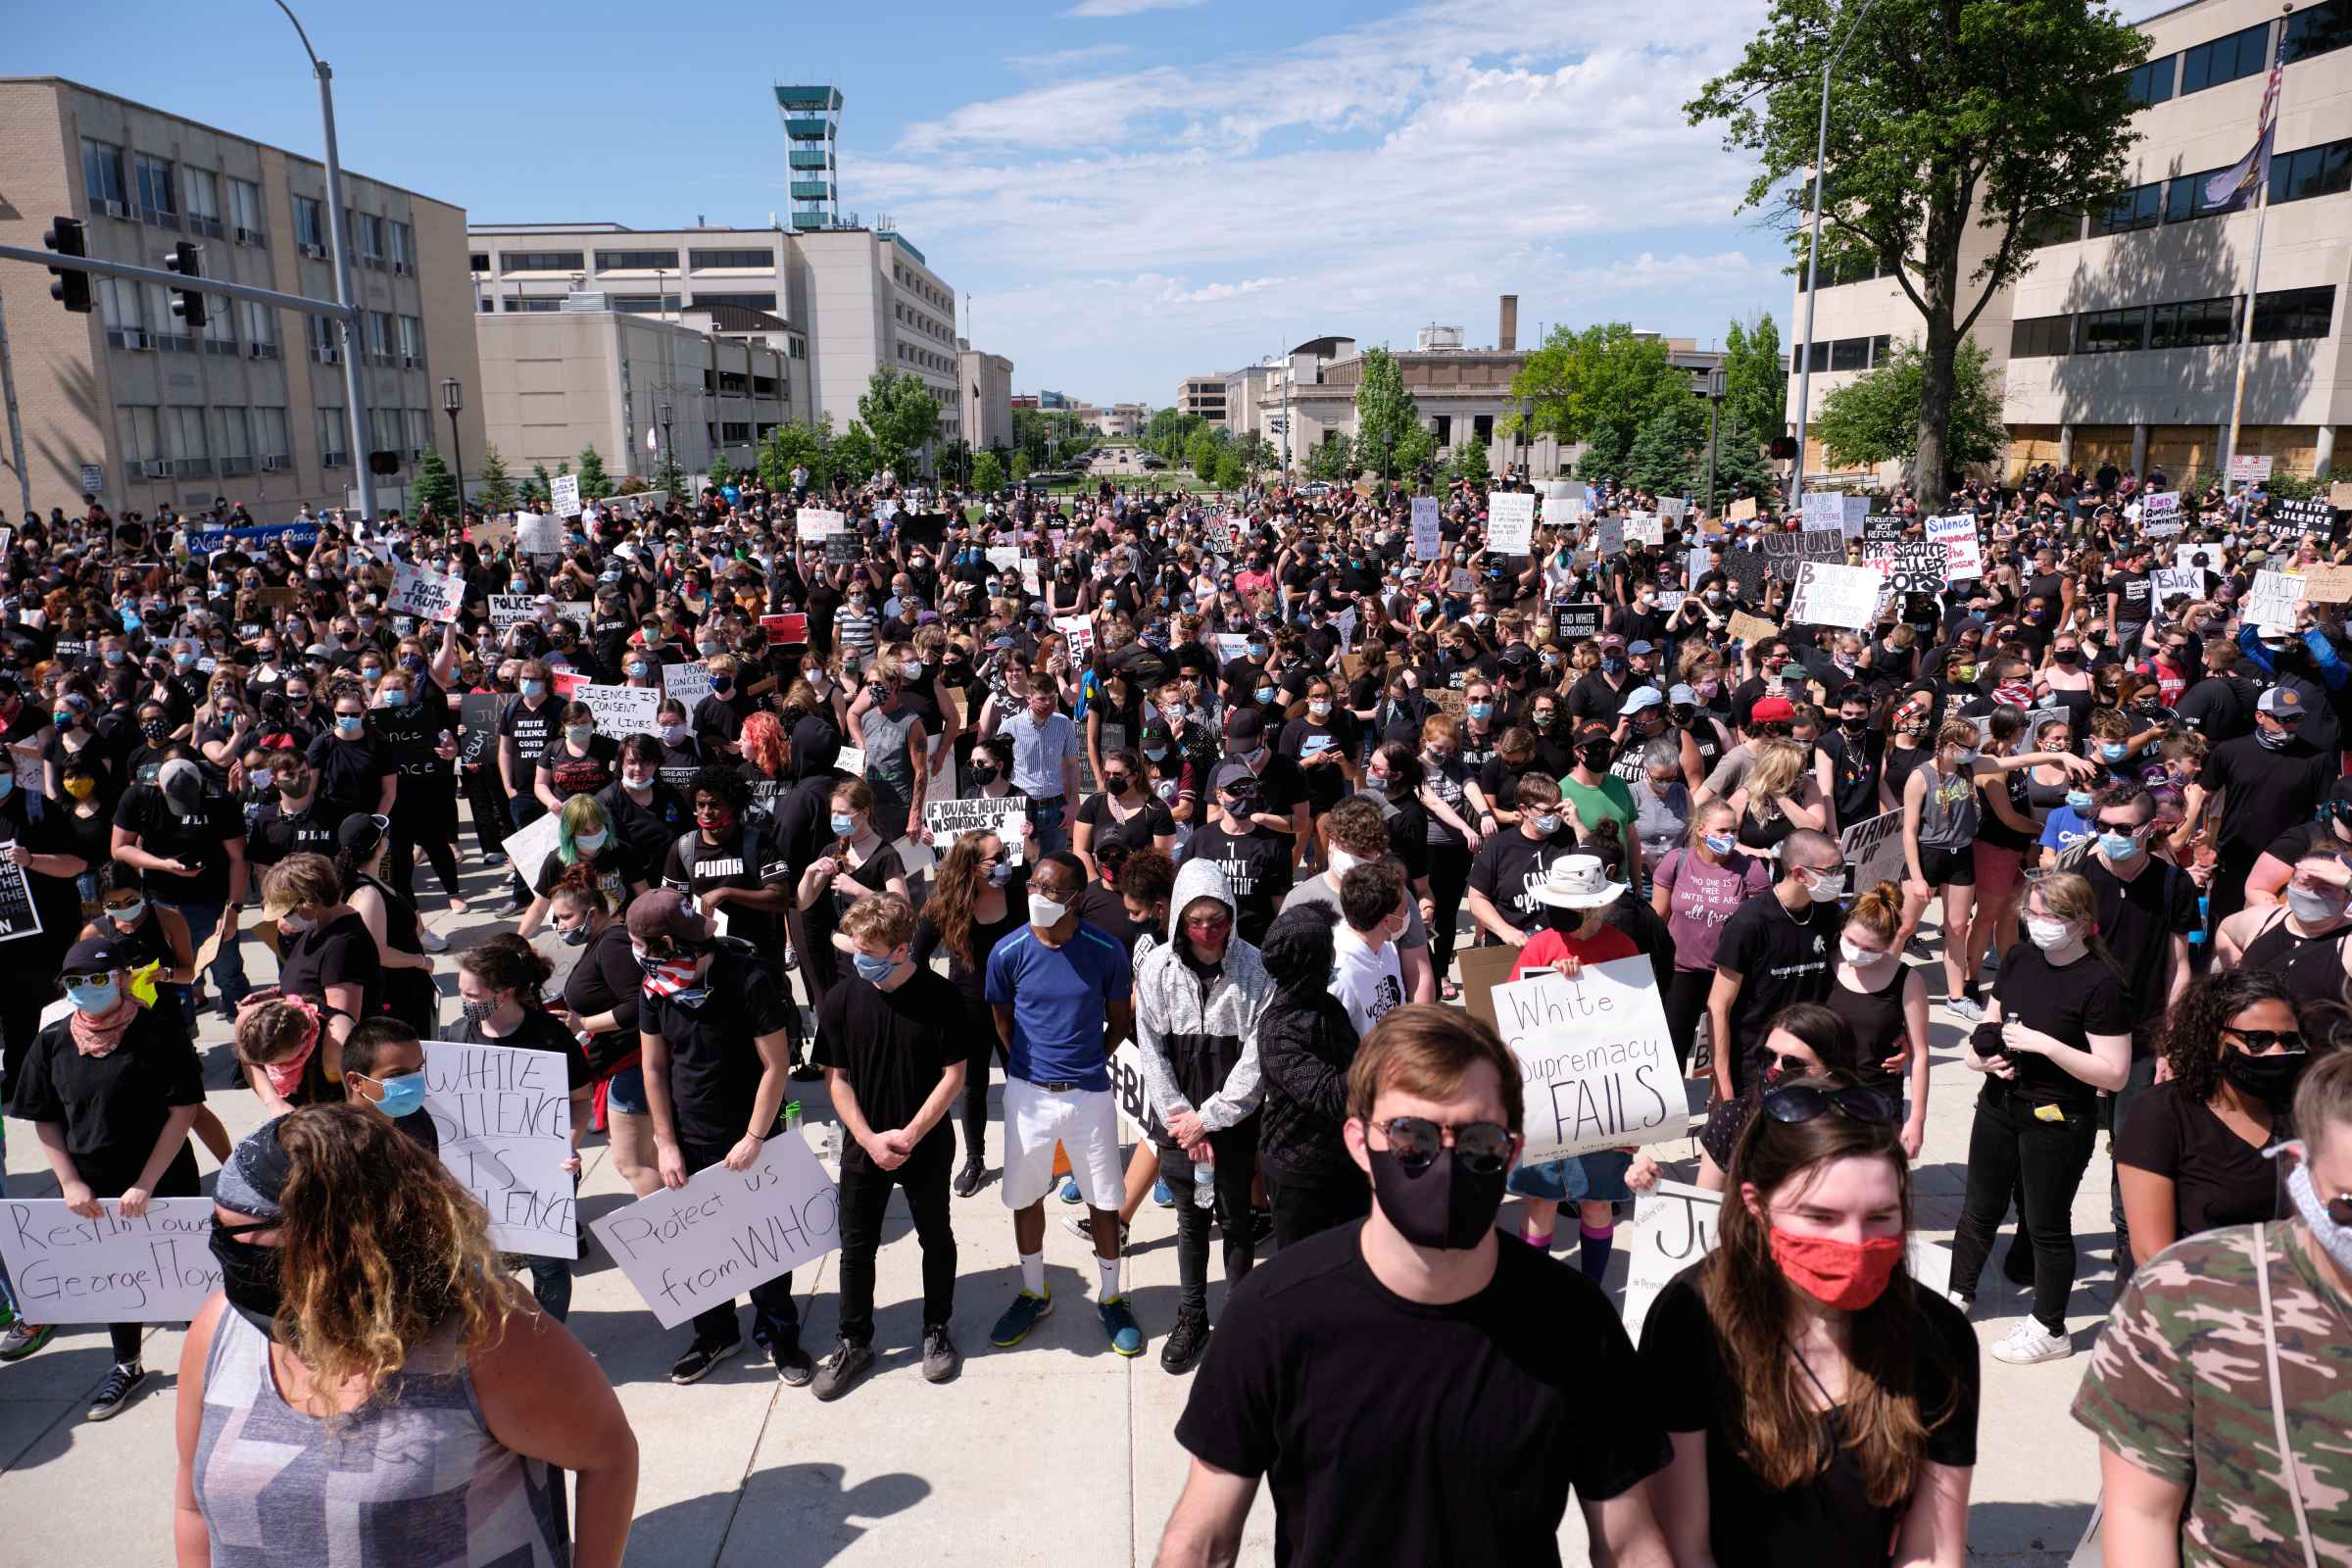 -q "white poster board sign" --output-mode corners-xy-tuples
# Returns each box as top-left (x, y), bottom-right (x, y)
(2246, 568), (2307, 632)
(516, 513), (564, 557)
(500, 808), (564, 888)
(1838, 809), (1908, 893)
(2152, 567), (2203, 604)
(1488, 492), (1536, 555)
(1054, 614), (1097, 661)
(1111, 1040), (1172, 1145)
(662, 660), (713, 708)
(1801, 492), (1843, 531)
(1490, 961), (1683, 1164)
(1411, 497), (1442, 561)
(1925, 513), (1983, 580)
(2139, 491), (2182, 537)
(1787, 562), (1886, 631)
(488, 593), (540, 633)
(0, 1198), (221, 1324)
(1595, 515), (1626, 558)
(1626, 513), (1664, 547)
(588, 1131), (841, 1329)
(389, 563), (466, 624)
(1213, 633), (1251, 664)
(550, 475), (583, 519)
(574, 682), (663, 740)
(798, 508), (846, 543)
(984, 544), (1020, 575)
(2230, 455), (2275, 483)
(921, 796), (1027, 864)
(422, 1040), (577, 1257)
